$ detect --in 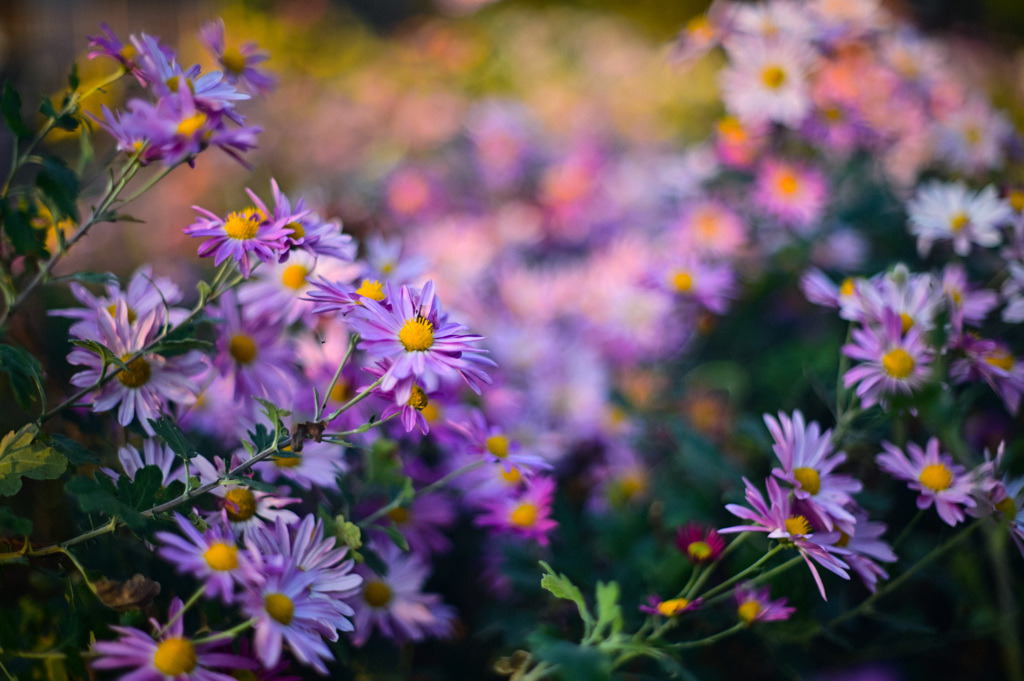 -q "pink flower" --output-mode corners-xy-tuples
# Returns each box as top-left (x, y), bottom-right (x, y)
(475, 476), (559, 546)
(876, 438), (977, 526)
